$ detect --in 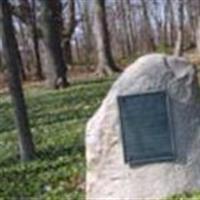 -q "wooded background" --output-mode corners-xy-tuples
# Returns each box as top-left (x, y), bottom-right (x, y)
(1, 0), (200, 83)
